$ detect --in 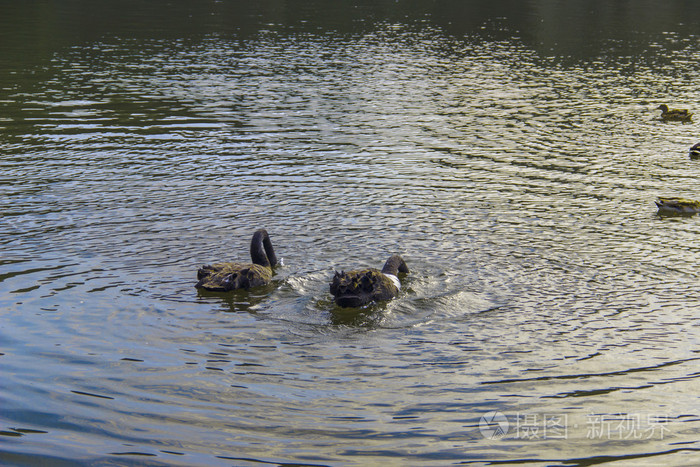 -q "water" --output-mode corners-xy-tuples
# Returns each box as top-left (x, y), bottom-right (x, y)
(3, 1), (700, 465)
